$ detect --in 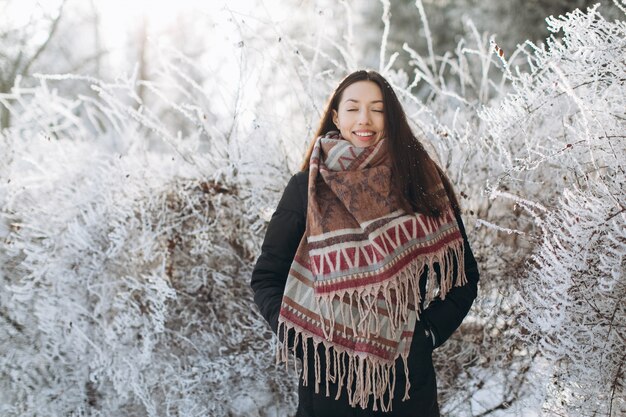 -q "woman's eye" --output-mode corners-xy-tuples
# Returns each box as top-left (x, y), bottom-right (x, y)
(347, 109), (358, 112)
(372, 109), (384, 113)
